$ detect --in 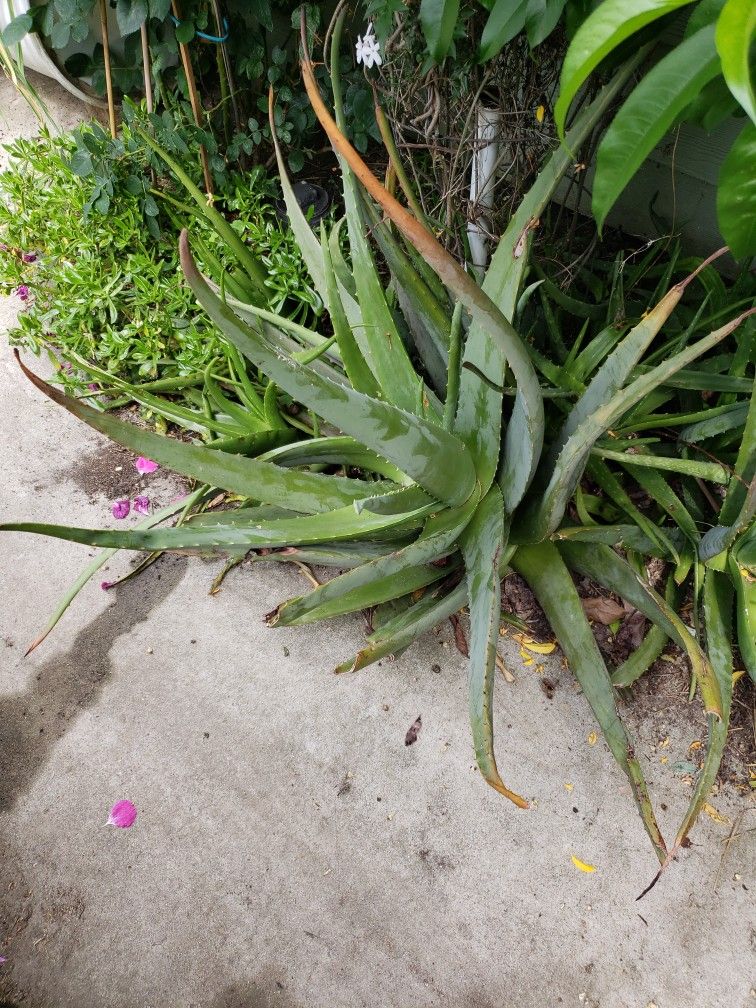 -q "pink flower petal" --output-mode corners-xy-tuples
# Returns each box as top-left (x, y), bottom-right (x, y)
(15, 285), (29, 301)
(133, 495), (150, 516)
(107, 799), (137, 829)
(22, 252), (37, 263)
(111, 499), (130, 520)
(101, 581), (113, 591)
(0, 956), (6, 965)
(134, 457), (159, 475)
